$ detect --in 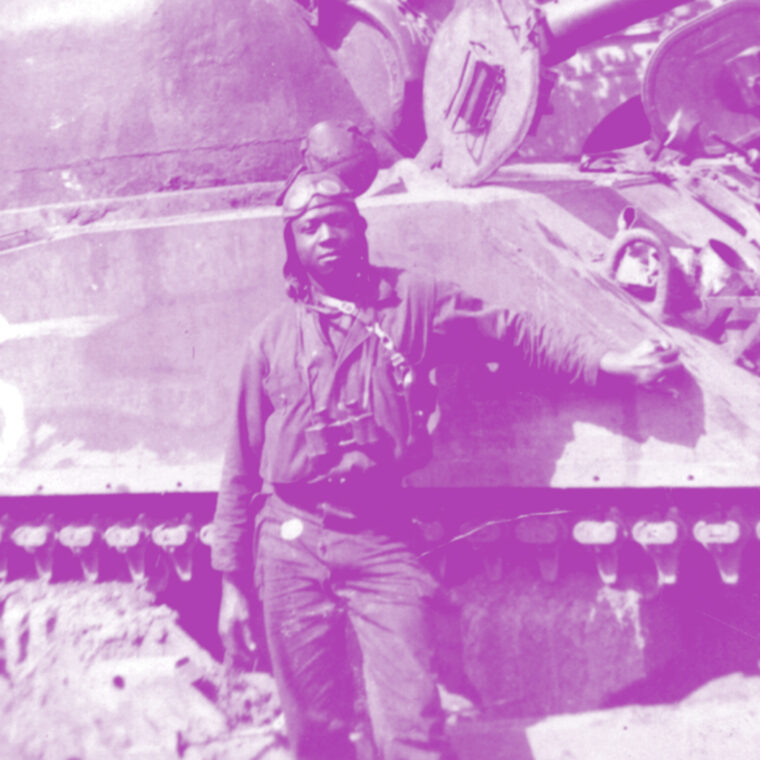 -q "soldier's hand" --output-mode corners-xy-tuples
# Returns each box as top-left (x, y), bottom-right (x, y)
(600, 338), (681, 388)
(219, 575), (257, 667)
